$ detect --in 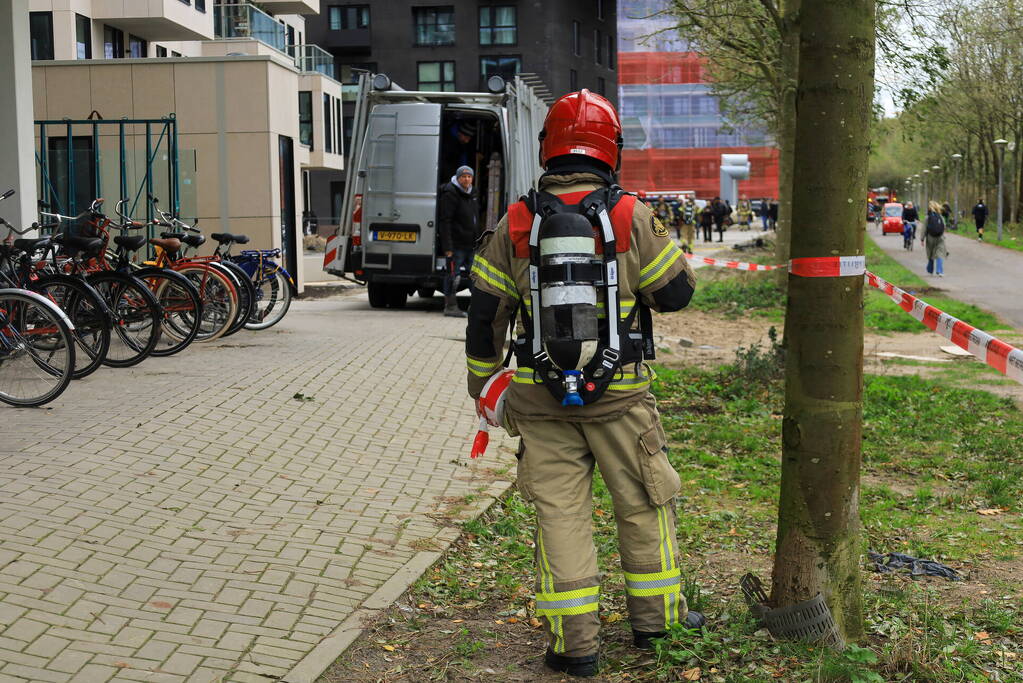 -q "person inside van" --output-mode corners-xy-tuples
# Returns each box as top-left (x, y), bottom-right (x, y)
(438, 165), (480, 318)
(442, 121), (478, 178)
